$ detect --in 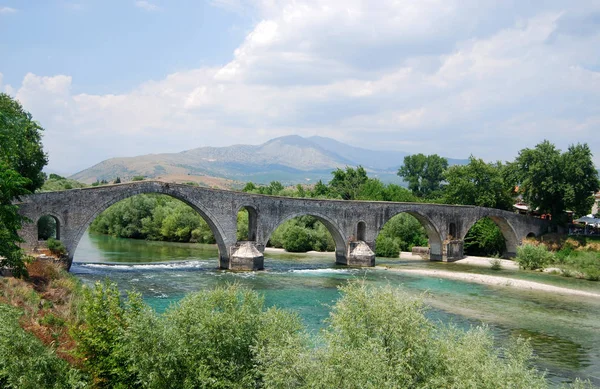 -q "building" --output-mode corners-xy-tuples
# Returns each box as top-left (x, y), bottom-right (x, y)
(592, 192), (600, 216)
